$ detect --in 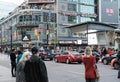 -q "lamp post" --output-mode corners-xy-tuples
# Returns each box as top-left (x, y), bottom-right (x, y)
(10, 26), (12, 51)
(46, 11), (51, 47)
